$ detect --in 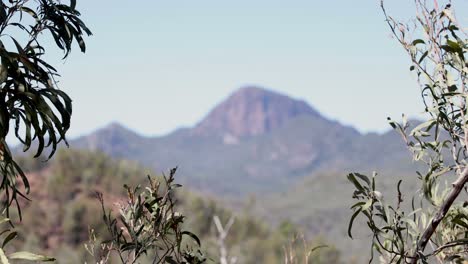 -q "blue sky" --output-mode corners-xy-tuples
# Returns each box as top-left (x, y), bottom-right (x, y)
(51, 0), (467, 137)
